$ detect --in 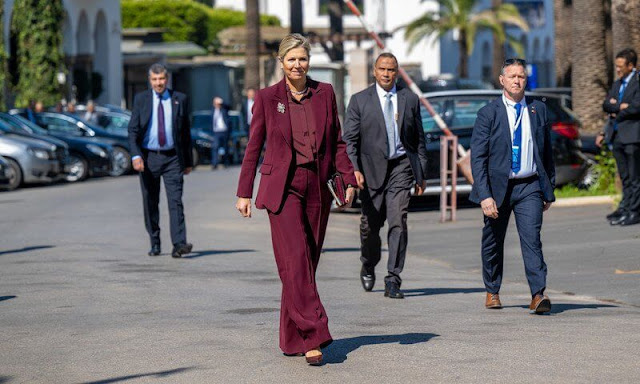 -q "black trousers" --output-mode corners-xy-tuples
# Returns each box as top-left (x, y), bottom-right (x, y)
(612, 140), (640, 213)
(139, 151), (187, 247)
(359, 156), (414, 285)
